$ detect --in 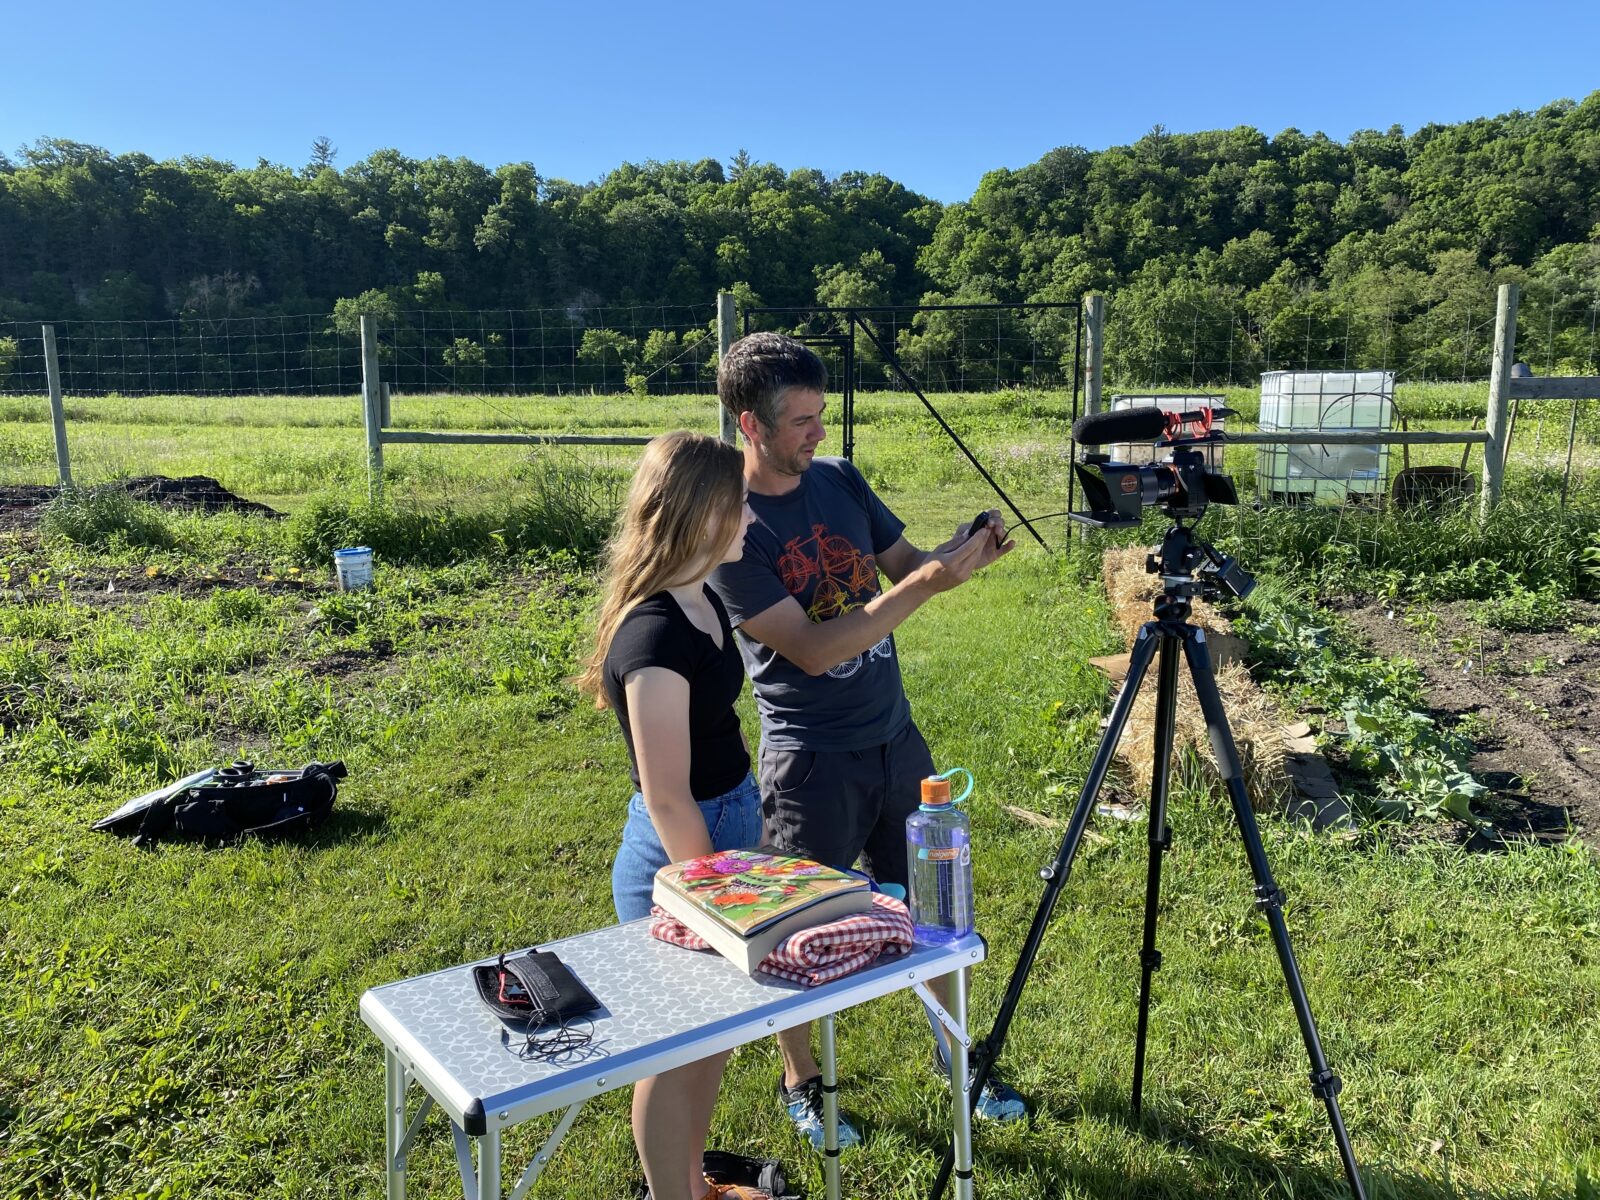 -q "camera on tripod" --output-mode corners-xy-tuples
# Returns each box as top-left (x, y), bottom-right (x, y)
(934, 414), (1366, 1200)
(1069, 405), (1254, 601)
(1069, 405), (1240, 529)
